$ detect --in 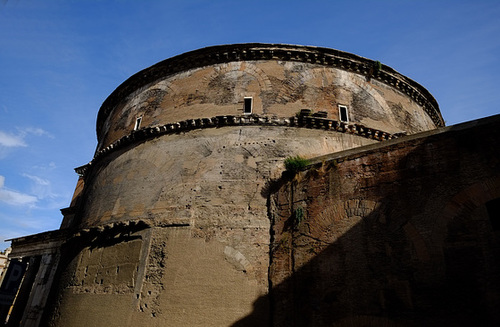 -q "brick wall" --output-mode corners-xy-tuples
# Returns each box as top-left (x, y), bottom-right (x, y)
(261, 115), (500, 326)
